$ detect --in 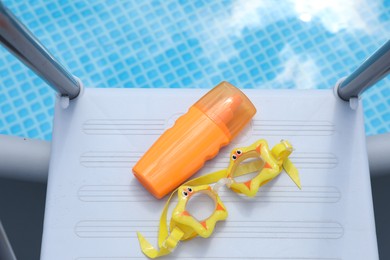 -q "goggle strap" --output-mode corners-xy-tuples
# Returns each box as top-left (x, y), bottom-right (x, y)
(184, 159), (263, 188)
(283, 158), (301, 189)
(184, 169), (228, 187)
(158, 190), (177, 247)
